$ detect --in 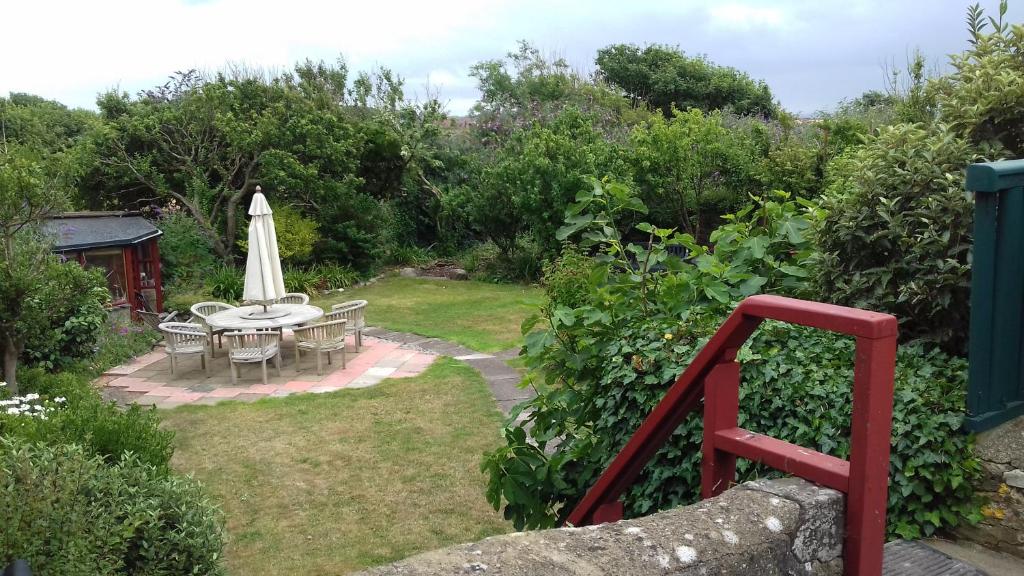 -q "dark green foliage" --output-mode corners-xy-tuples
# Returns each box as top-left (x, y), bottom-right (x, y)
(0, 439), (225, 576)
(816, 123), (981, 354)
(156, 209), (219, 285)
(206, 265), (244, 302)
(460, 107), (628, 259)
(21, 262), (108, 371)
(283, 267), (321, 295)
(540, 245), (594, 310)
(483, 180), (980, 539)
(596, 44), (776, 118)
(2, 372), (174, 470)
(630, 109), (761, 239)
